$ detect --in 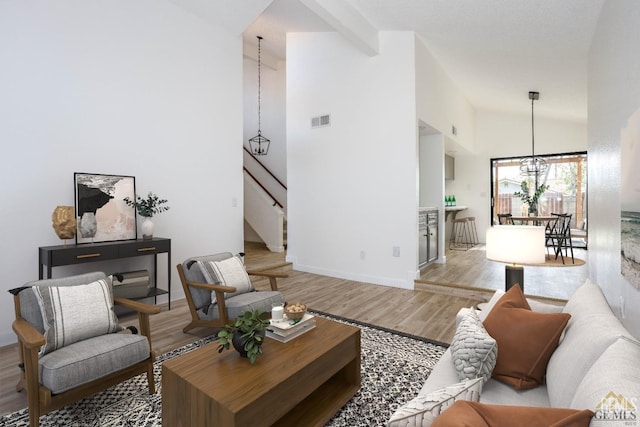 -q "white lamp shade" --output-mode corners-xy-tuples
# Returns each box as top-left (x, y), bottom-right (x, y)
(486, 225), (546, 265)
